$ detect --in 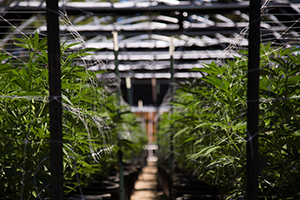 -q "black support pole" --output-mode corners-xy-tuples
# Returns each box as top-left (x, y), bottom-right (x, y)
(247, 0), (261, 199)
(169, 36), (174, 200)
(113, 31), (125, 200)
(46, 0), (63, 199)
